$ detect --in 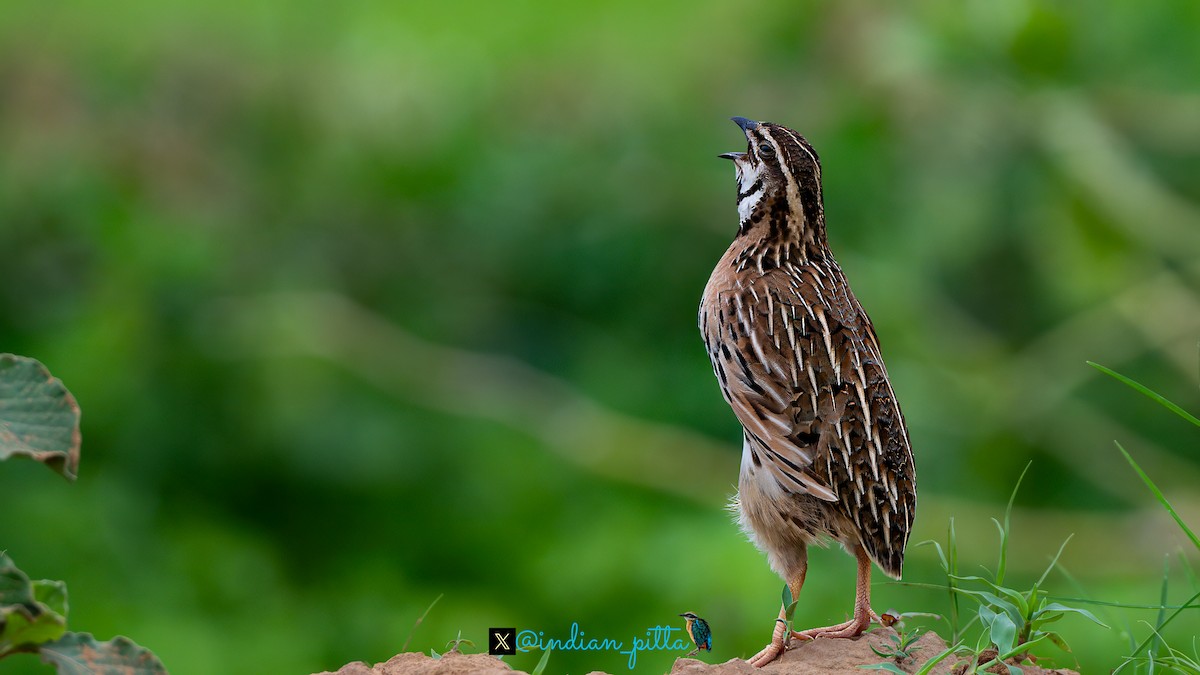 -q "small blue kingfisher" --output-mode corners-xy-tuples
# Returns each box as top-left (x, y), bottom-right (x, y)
(679, 612), (712, 656)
